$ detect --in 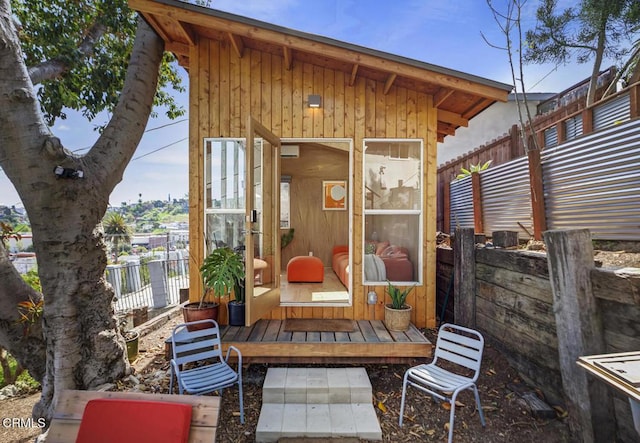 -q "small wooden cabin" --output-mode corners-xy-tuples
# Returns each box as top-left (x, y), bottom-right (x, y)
(131, 0), (511, 340)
